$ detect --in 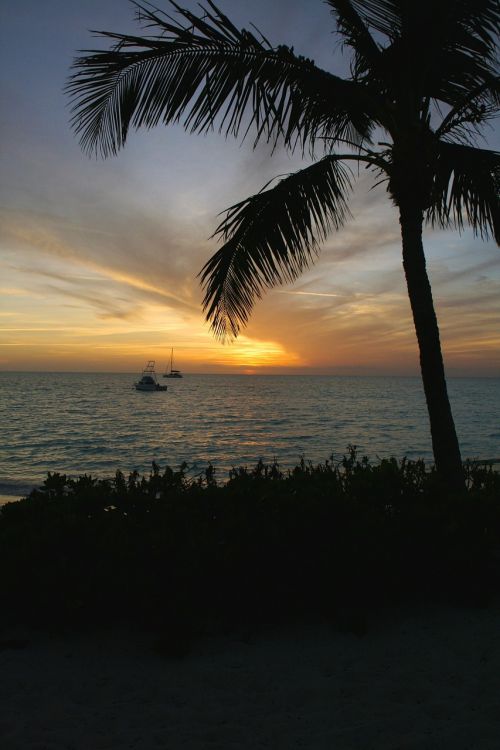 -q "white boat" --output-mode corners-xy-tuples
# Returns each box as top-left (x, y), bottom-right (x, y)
(134, 361), (168, 391)
(163, 348), (183, 378)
